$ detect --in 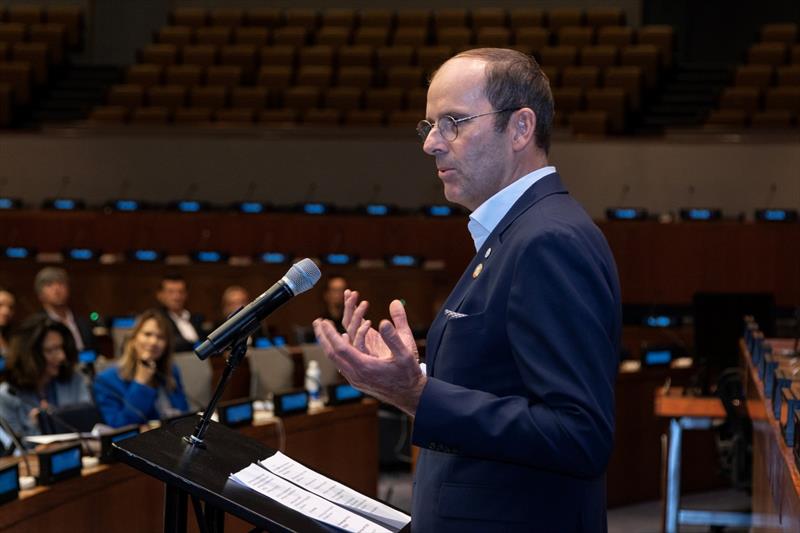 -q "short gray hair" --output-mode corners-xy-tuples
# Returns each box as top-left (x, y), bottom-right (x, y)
(34, 266), (68, 295)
